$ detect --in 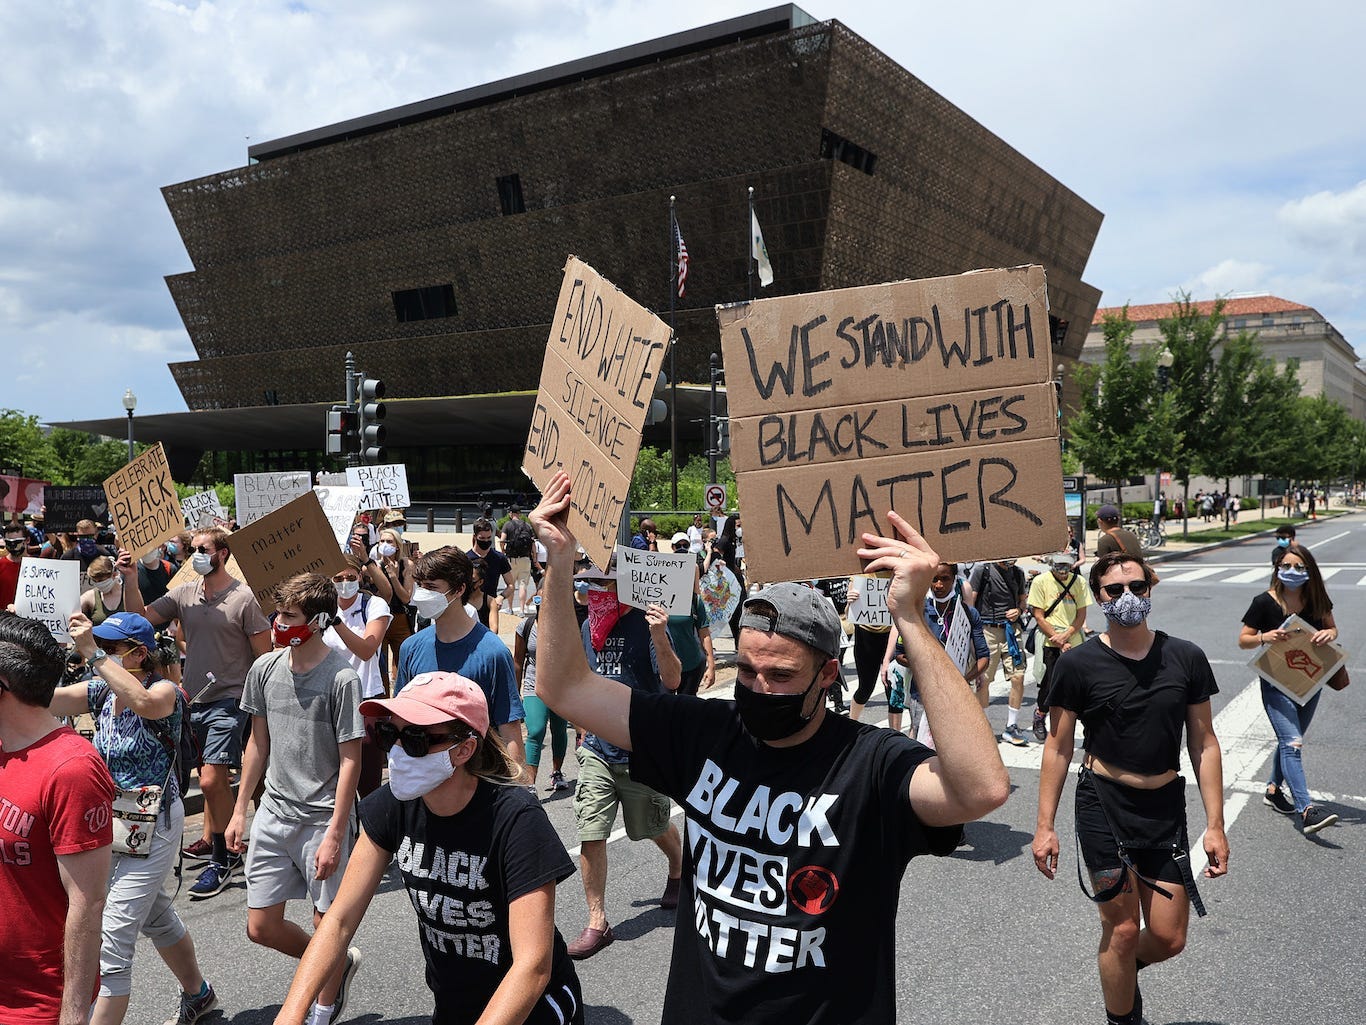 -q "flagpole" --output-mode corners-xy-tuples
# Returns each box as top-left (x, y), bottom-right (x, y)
(669, 195), (679, 509)
(747, 186), (755, 302)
